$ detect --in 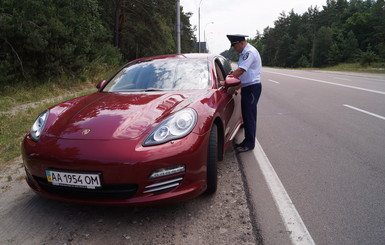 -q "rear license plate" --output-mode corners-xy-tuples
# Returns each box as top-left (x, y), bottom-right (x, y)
(46, 170), (101, 189)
